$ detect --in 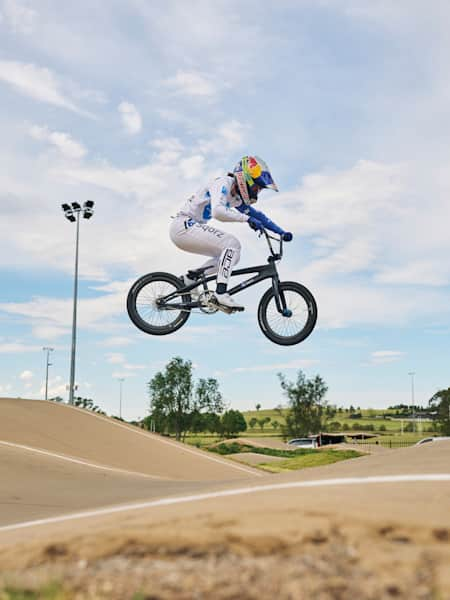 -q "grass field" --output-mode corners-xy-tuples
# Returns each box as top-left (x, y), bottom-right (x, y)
(208, 441), (363, 473)
(241, 407), (437, 437)
(257, 449), (363, 473)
